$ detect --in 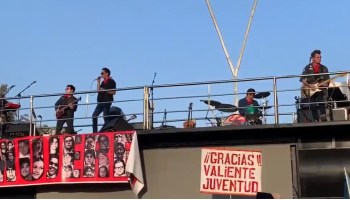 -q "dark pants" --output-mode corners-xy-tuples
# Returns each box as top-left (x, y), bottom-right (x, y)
(309, 89), (328, 121)
(92, 102), (111, 133)
(56, 116), (74, 134)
